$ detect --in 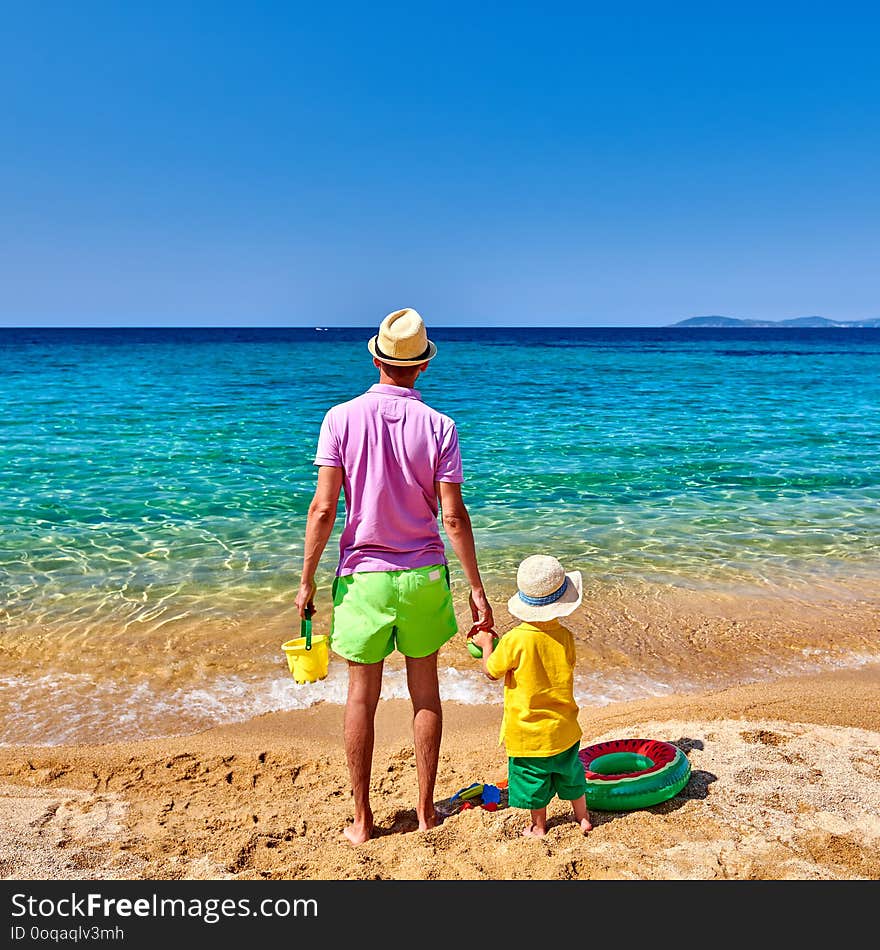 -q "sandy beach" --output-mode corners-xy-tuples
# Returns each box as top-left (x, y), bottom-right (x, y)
(5, 0), (880, 899)
(2, 663), (879, 881)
